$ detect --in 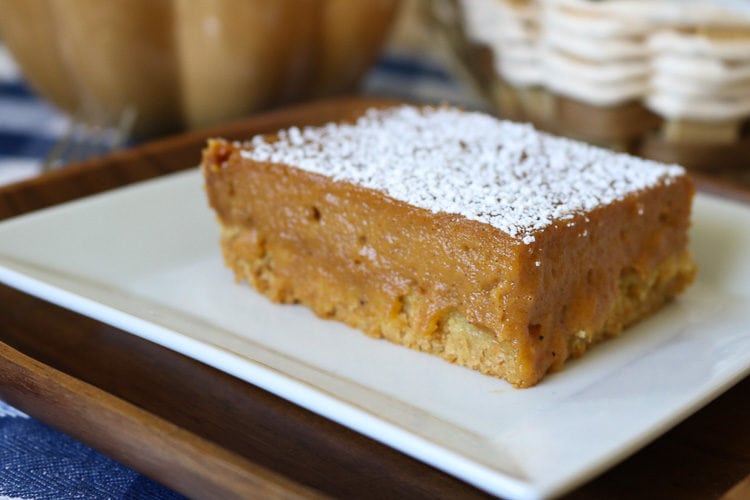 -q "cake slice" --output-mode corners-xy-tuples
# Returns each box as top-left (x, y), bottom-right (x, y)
(202, 105), (695, 387)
